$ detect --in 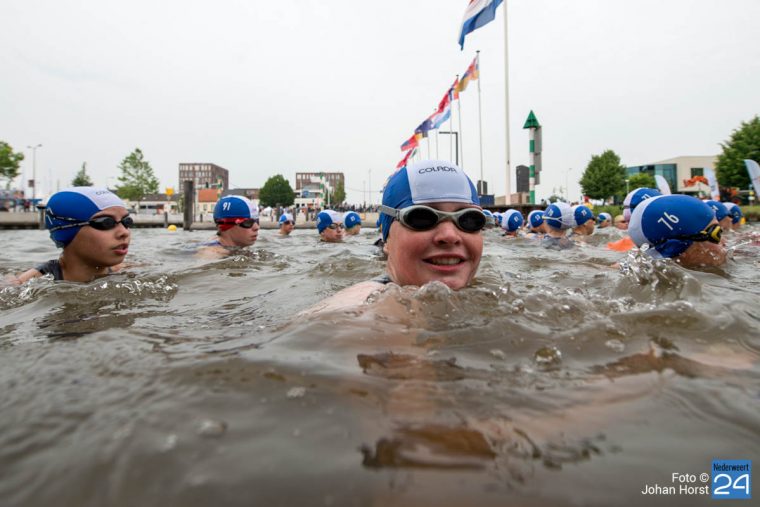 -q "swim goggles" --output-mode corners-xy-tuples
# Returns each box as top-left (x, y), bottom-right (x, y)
(379, 204), (486, 233)
(47, 210), (134, 232)
(326, 223), (345, 230)
(281, 220), (294, 226)
(215, 217), (259, 229)
(657, 223), (723, 244)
